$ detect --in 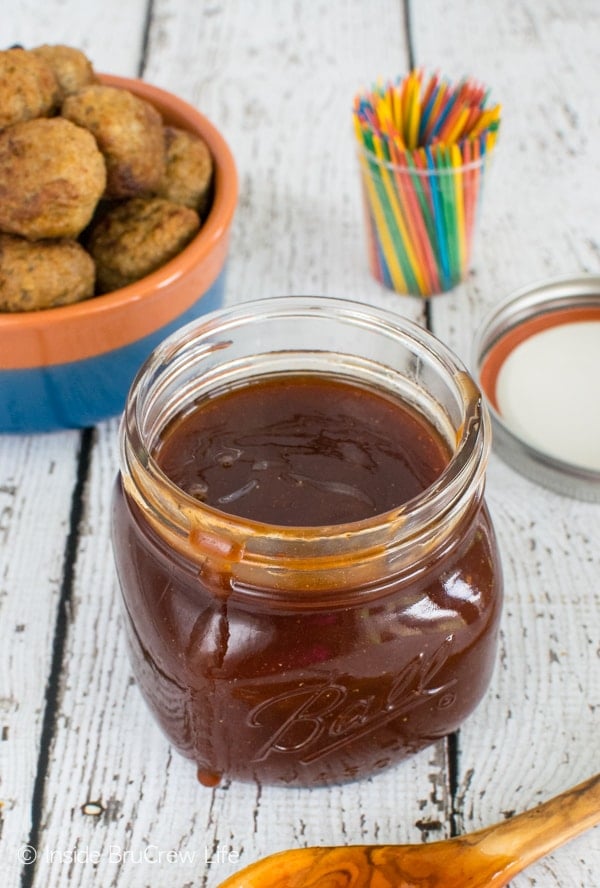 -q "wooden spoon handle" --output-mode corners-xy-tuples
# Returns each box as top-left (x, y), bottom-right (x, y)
(473, 771), (600, 876)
